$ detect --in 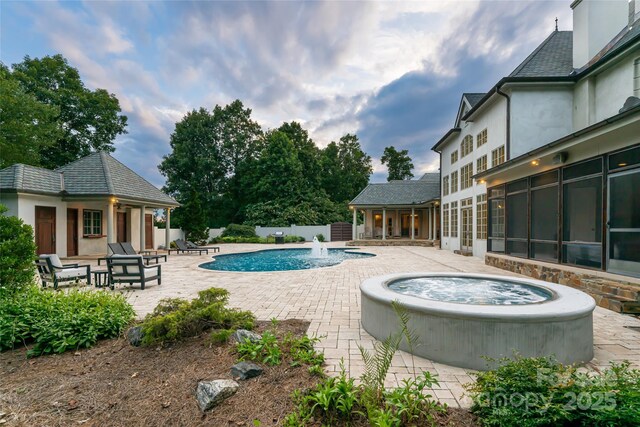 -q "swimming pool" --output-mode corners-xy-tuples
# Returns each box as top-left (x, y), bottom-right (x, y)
(199, 248), (374, 272)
